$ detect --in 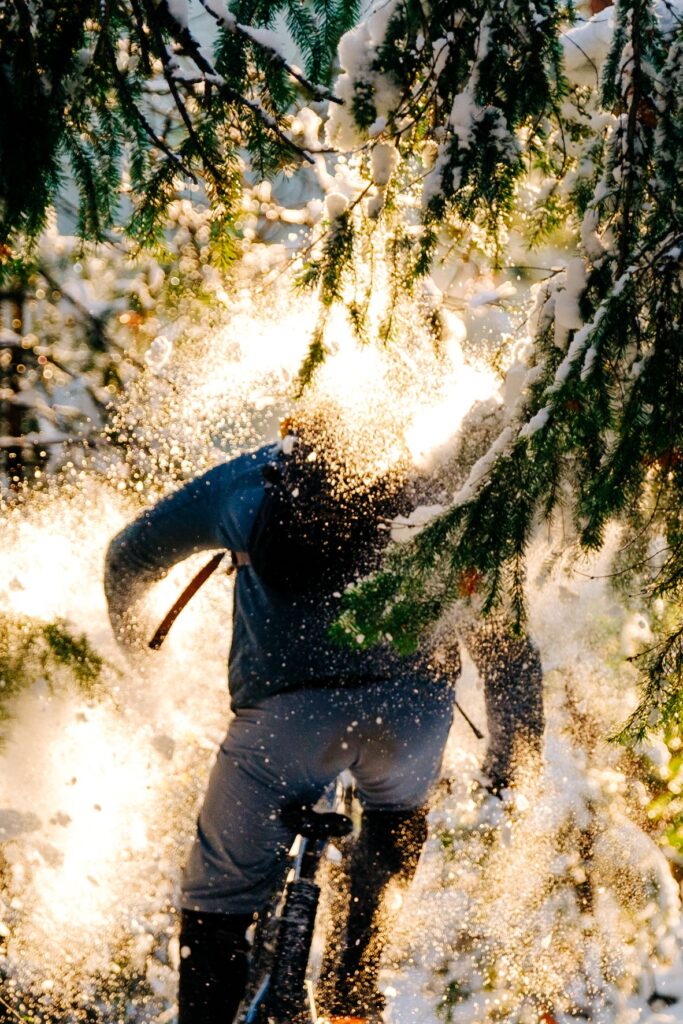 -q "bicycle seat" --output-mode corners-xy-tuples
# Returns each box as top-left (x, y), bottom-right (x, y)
(281, 805), (353, 840)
